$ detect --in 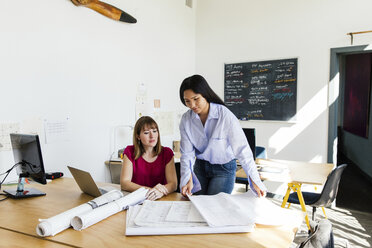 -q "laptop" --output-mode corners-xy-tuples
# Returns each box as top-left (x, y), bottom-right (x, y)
(67, 166), (109, 197)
